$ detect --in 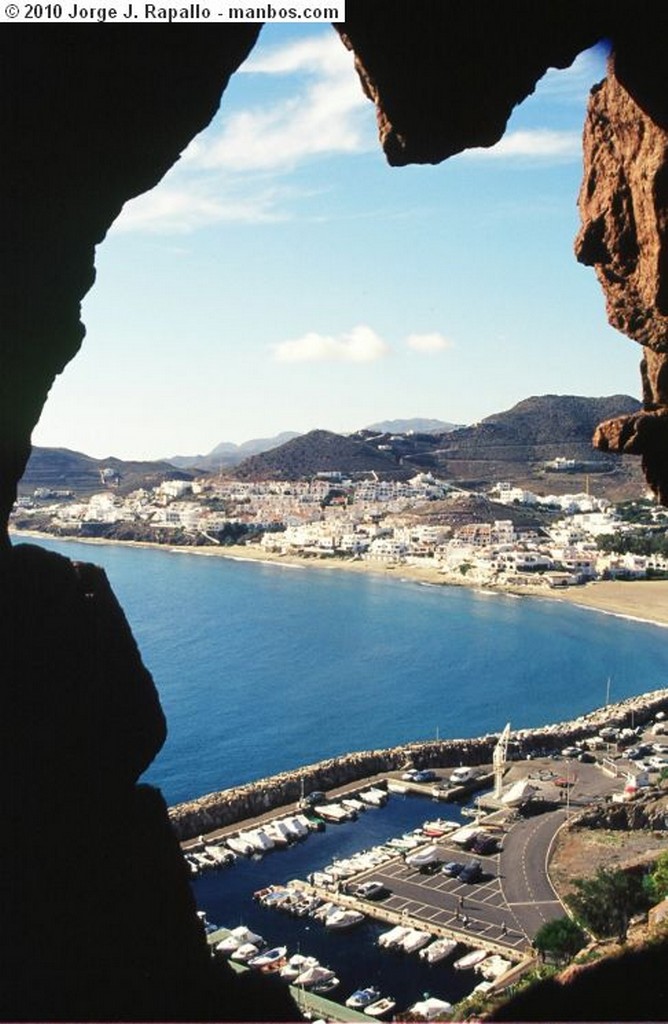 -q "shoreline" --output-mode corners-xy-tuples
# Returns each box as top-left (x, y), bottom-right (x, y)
(11, 528), (668, 627)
